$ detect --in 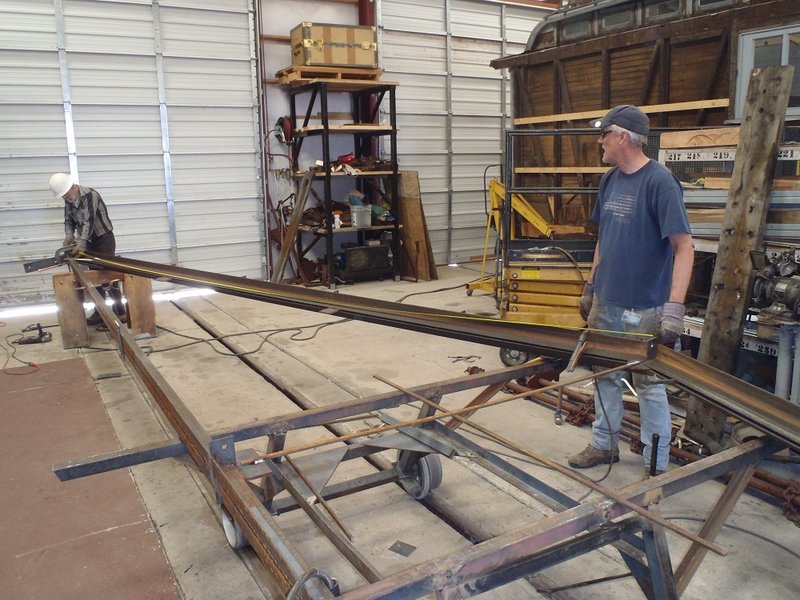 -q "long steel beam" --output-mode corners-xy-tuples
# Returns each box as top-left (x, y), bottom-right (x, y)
(75, 253), (654, 365)
(73, 253), (800, 451)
